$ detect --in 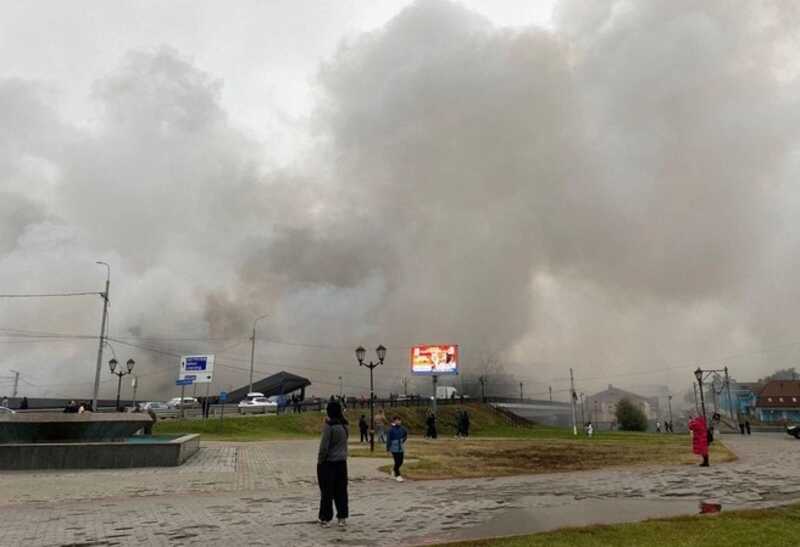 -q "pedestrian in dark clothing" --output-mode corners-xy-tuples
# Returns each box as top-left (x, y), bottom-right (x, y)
(745, 420), (751, 435)
(739, 421), (745, 435)
(317, 401), (349, 527)
(358, 415), (369, 443)
(386, 415), (408, 481)
(461, 410), (470, 437)
(19, 397), (29, 410)
(425, 413), (438, 439)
